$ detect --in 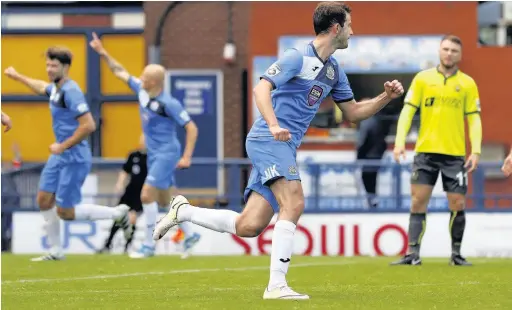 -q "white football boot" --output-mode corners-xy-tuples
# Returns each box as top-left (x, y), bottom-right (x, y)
(153, 195), (189, 241)
(263, 286), (310, 300)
